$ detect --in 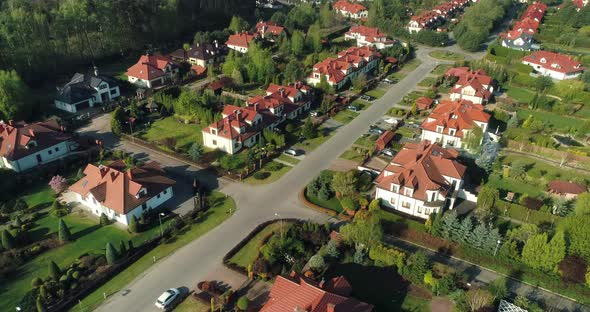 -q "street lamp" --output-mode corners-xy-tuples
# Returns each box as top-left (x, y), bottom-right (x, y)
(493, 239), (501, 256)
(274, 213), (284, 238)
(158, 212), (165, 237)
